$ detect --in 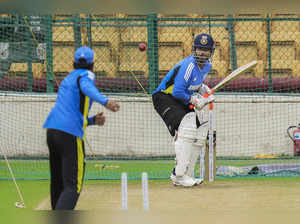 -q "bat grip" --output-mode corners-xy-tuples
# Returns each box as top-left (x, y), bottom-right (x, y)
(203, 93), (214, 110)
(209, 102), (214, 110)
